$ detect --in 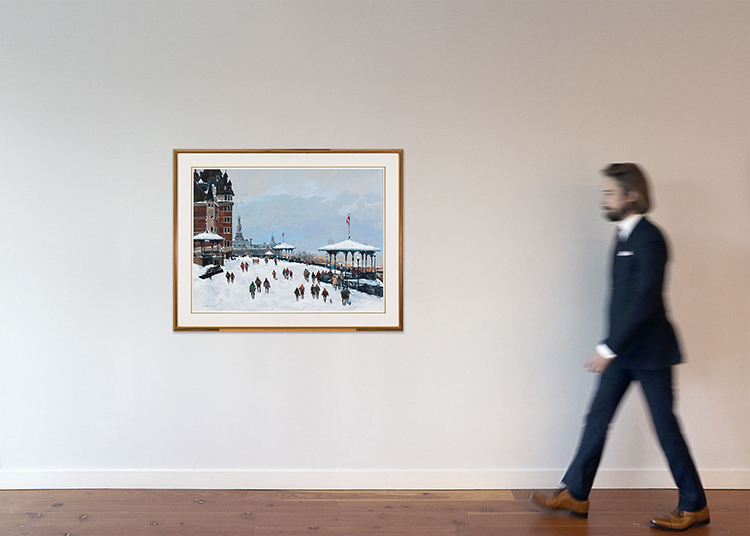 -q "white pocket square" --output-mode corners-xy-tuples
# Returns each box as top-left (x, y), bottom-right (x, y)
(617, 251), (634, 256)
